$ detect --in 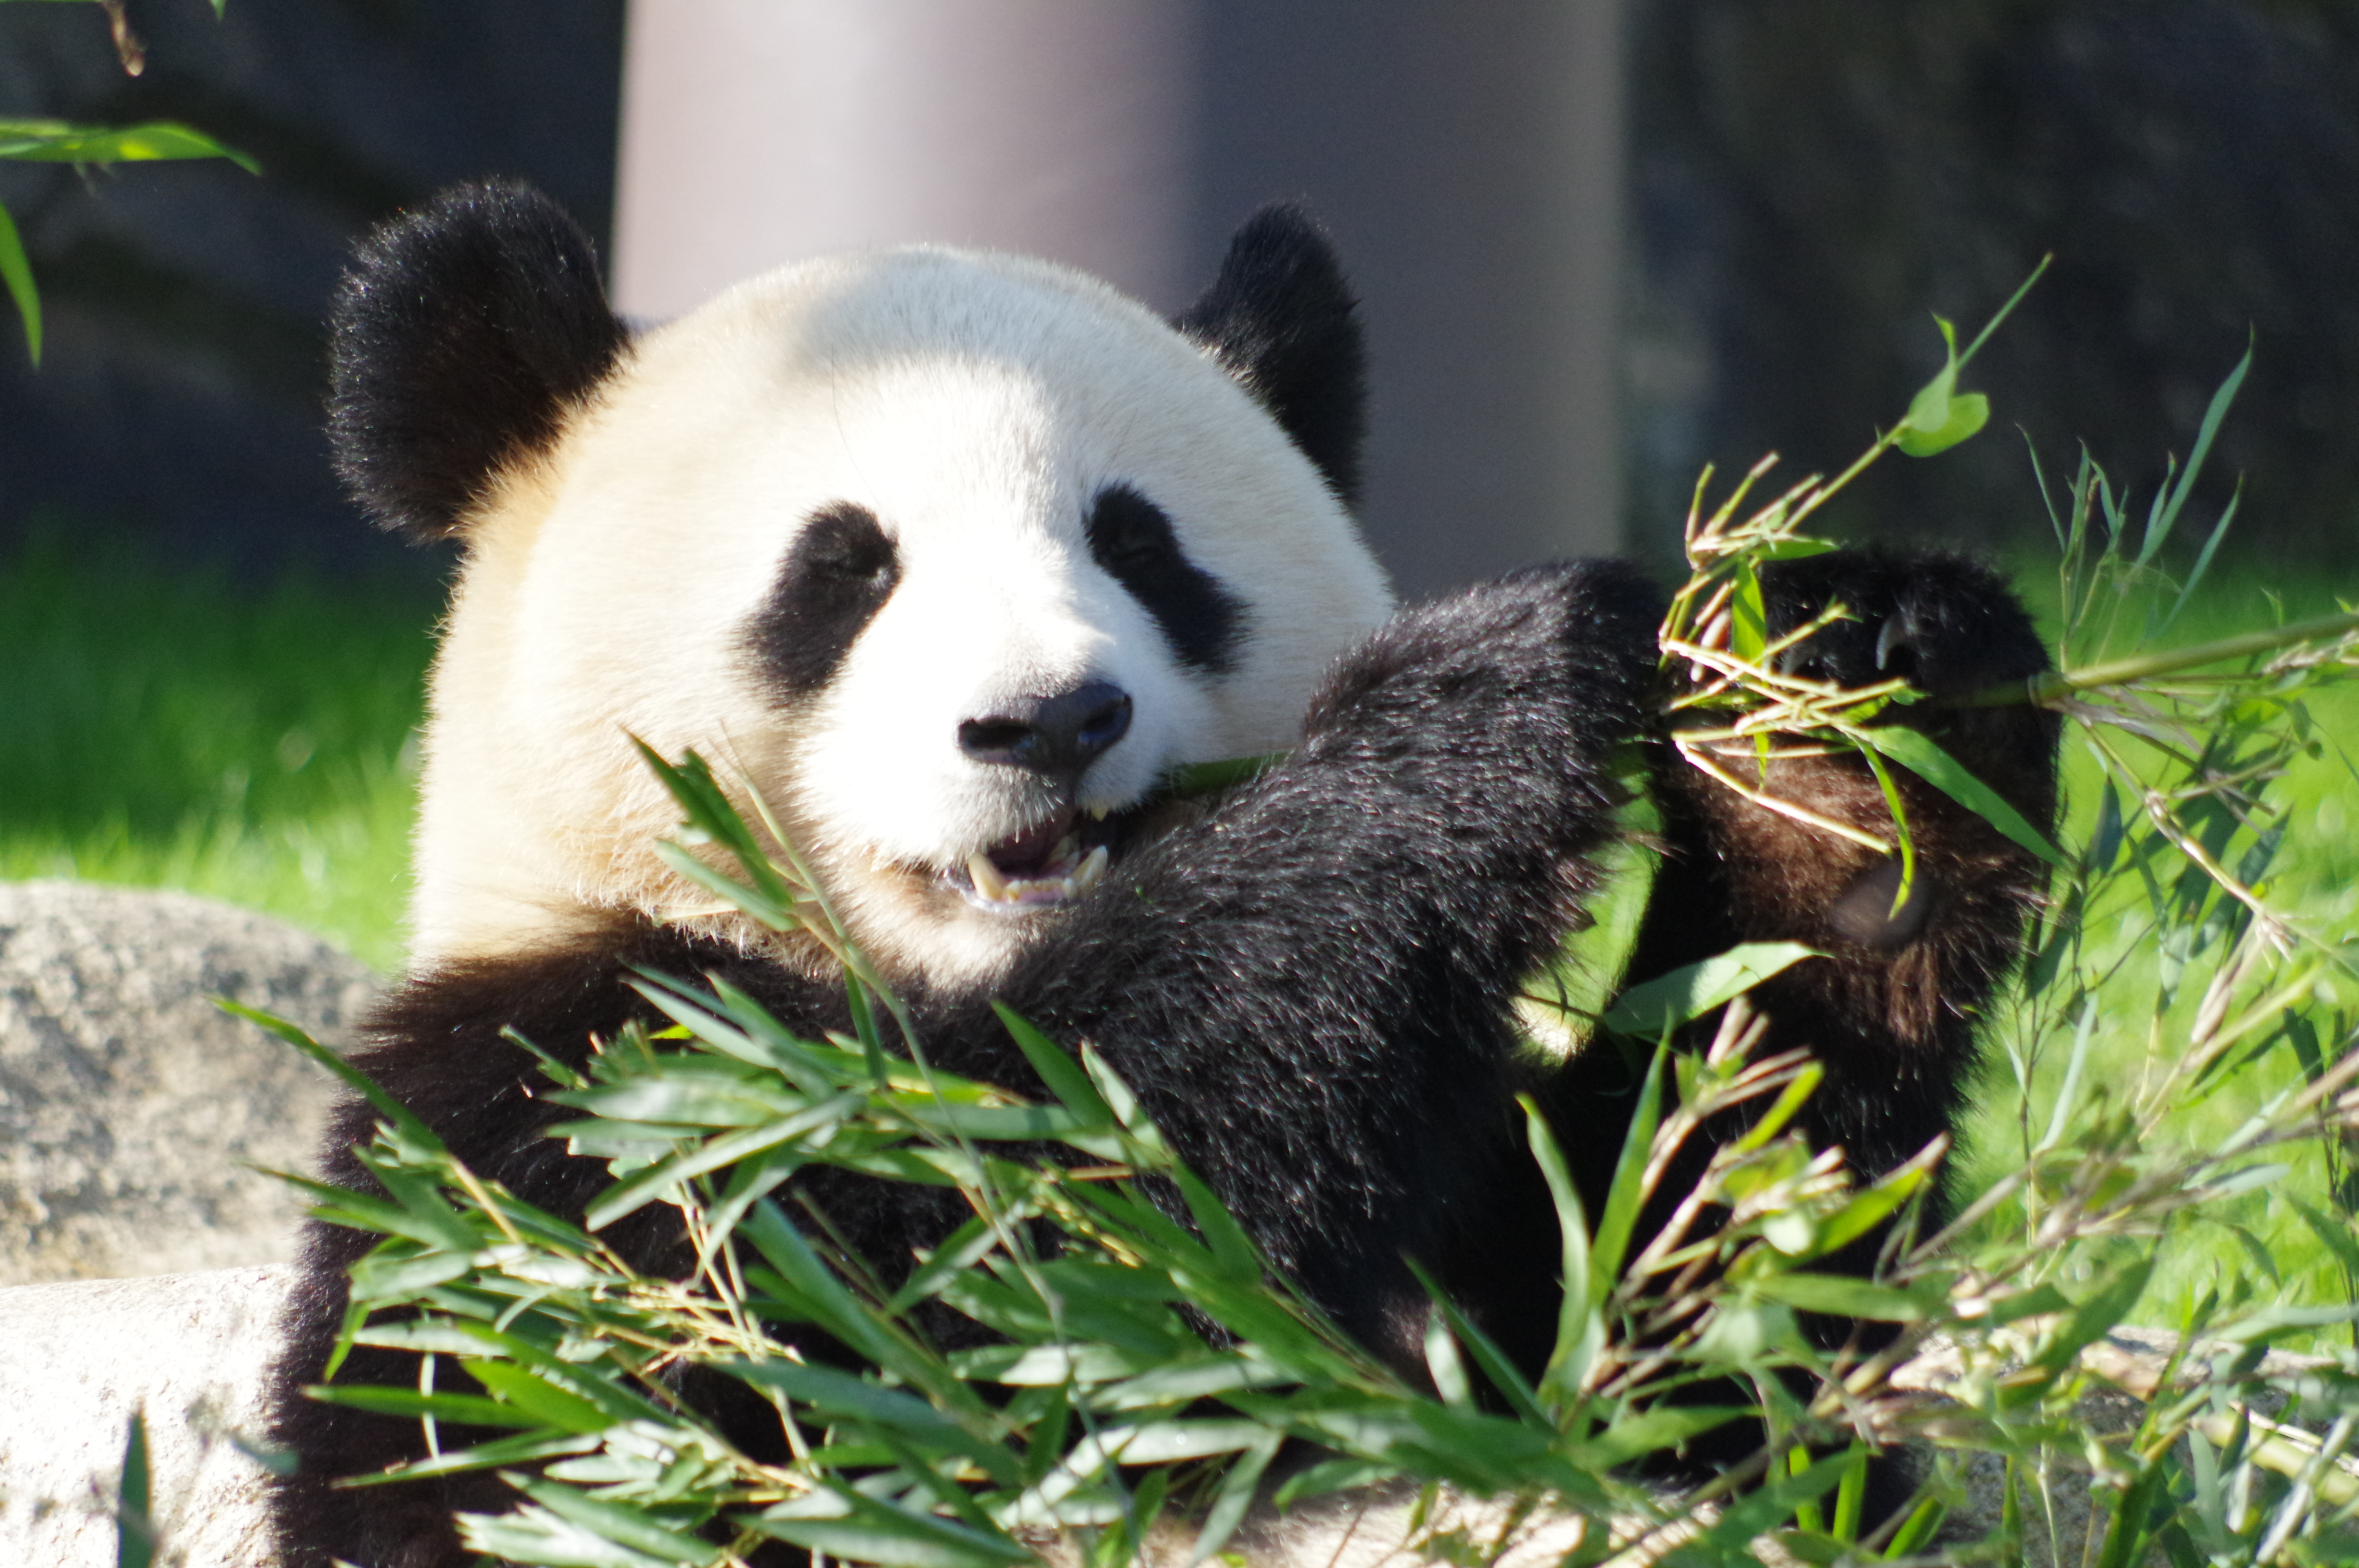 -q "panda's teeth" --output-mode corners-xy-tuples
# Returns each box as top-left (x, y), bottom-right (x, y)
(1087, 803), (1110, 822)
(1051, 833), (1080, 864)
(1071, 844), (1110, 895)
(967, 852), (1012, 903)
